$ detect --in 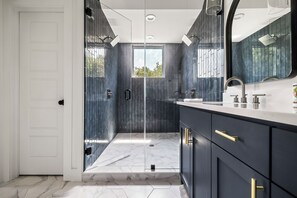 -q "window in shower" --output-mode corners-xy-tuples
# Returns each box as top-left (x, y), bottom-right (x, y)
(132, 46), (164, 78)
(197, 48), (224, 78)
(85, 47), (105, 77)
